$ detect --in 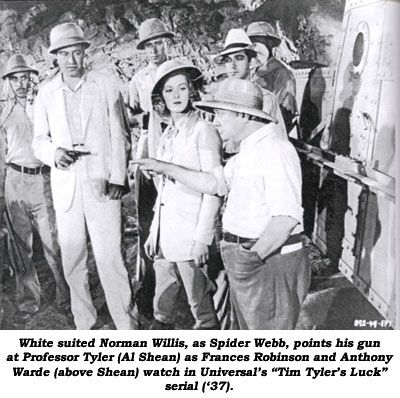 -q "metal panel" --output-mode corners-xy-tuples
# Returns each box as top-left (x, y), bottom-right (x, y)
(354, 193), (396, 323)
(371, 80), (396, 178)
(329, 1), (385, 163)
(294, 0), (397, 325)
